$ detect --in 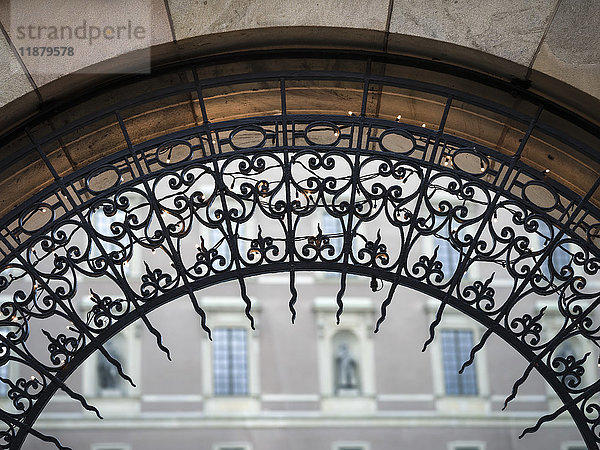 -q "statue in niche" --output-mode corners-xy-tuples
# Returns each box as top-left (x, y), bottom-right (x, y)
(335, 343), (359, 393)
(97, 339), (123, 394)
